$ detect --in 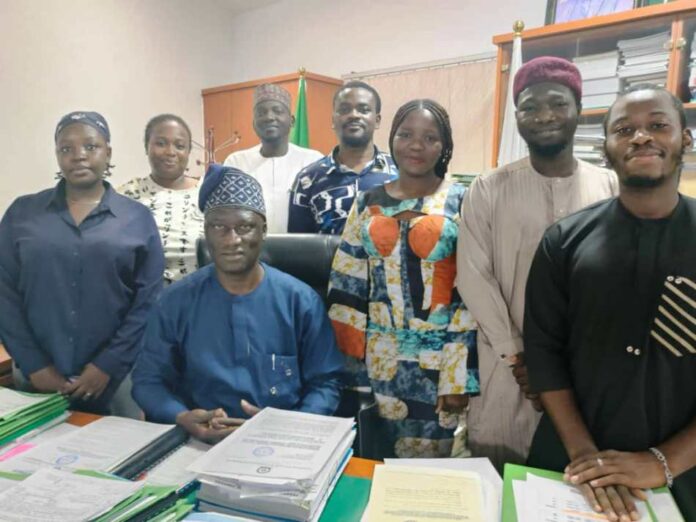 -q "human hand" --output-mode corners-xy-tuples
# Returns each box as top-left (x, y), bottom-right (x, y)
(209, 400), (261, 429)
(574, 483), (643, 522)
(61, 363), (110, 401)
(176, 408), (237, 444)
(435, 394), (469, 414)
(566, 450), (664, 491)
(509, 352), (543, 411)
(28, 366), (68, 392)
